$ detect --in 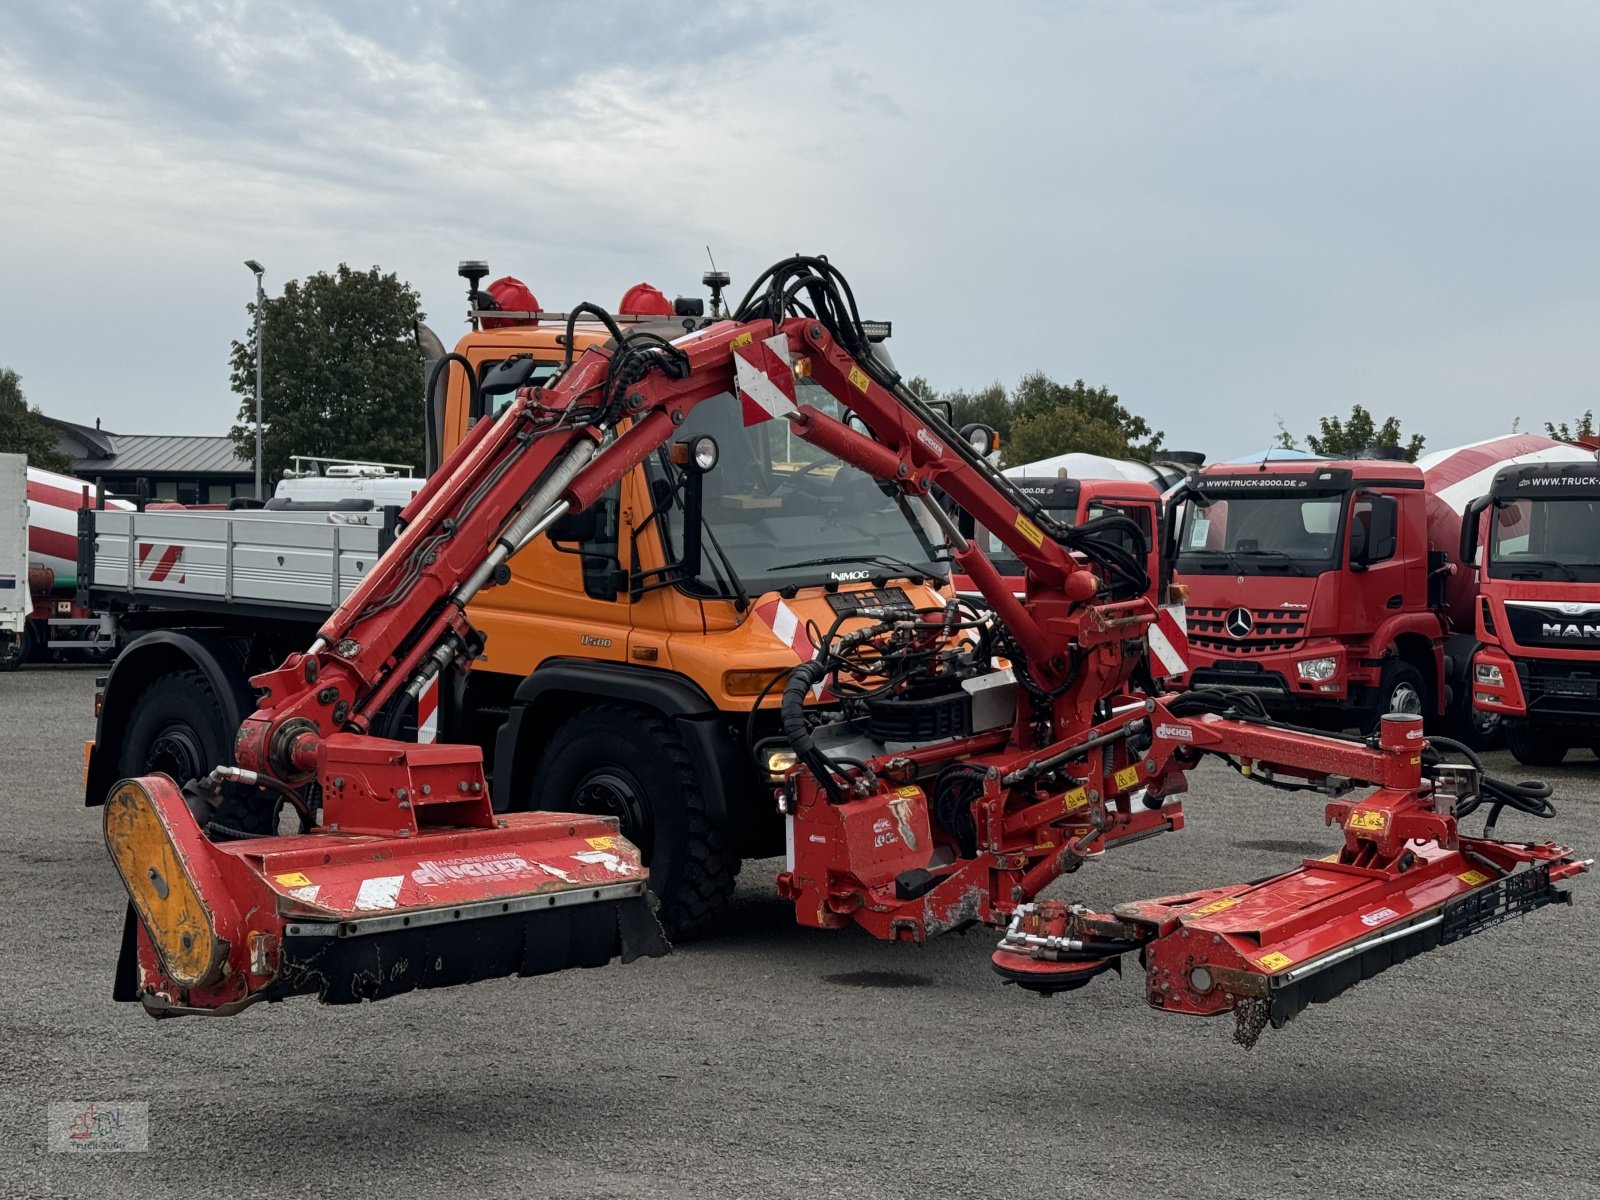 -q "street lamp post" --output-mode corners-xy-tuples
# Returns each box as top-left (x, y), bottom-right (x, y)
(244, 260), (266, 500)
